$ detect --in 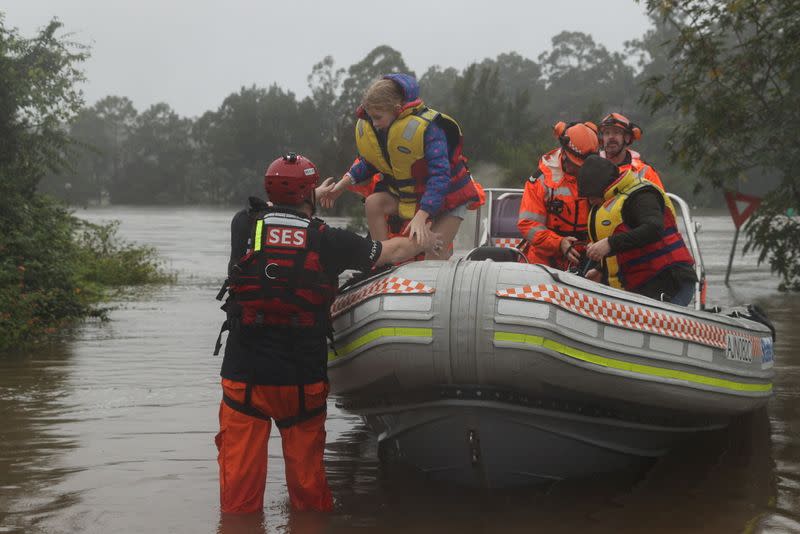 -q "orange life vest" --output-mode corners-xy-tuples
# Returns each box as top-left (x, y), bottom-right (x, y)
(615, 149), (664, 190)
